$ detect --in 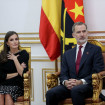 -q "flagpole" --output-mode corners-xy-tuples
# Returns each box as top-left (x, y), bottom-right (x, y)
(55, 59), (58, 72)
(63, 8), (67, 54)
